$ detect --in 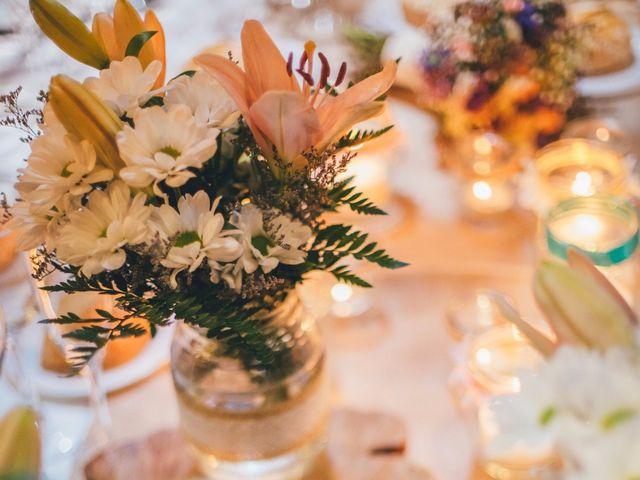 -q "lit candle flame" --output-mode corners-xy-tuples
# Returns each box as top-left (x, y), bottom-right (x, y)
(473, 136), (493, 156)
(472, 180), (493, 201)
(571, 171), (594, 197)
(573, 213), (602, 238)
